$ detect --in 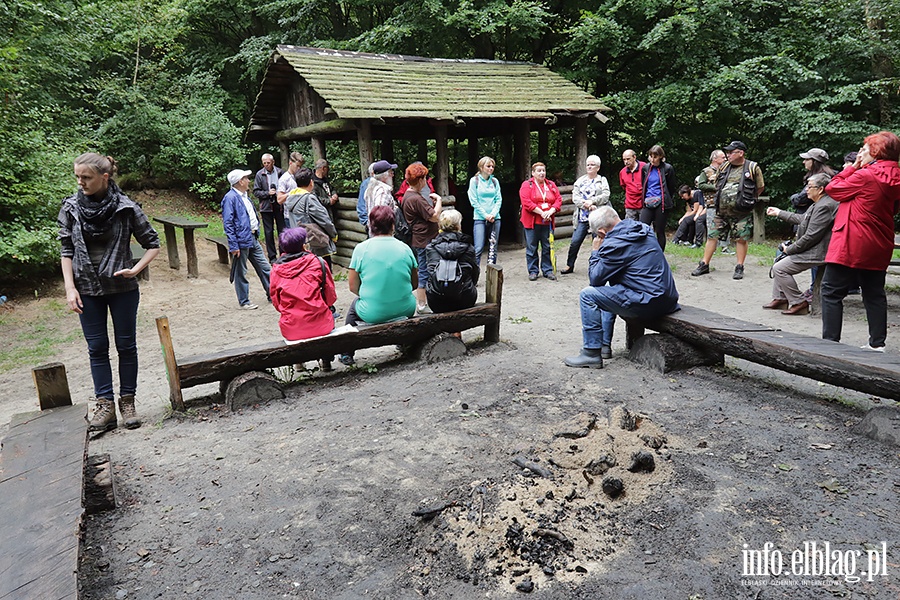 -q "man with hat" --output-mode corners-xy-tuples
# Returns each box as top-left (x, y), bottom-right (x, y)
(222, 168), (271, 310)
(364, 159), (398, 222)
(252, 154), (284, 263)
(691, 140), (765, 280)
